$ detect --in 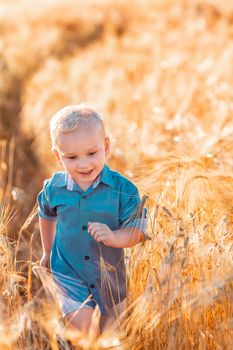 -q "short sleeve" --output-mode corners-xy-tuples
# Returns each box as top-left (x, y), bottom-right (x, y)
(37, 179), (57, 221)
(119, 181), (147, 233)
